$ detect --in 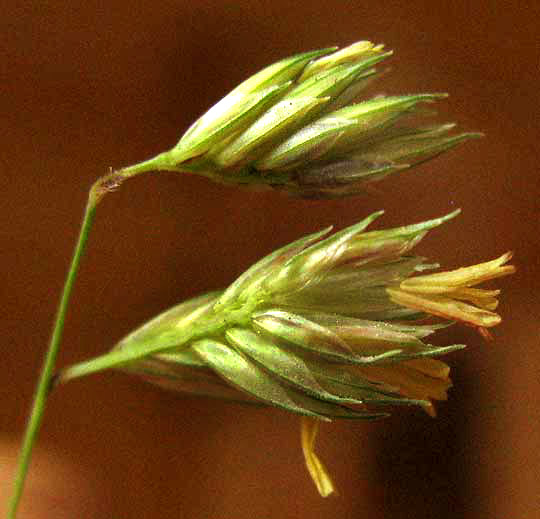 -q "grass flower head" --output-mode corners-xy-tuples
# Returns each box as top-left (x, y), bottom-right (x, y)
(123, 42), (481, 198)
(63, 210), (514, 496)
